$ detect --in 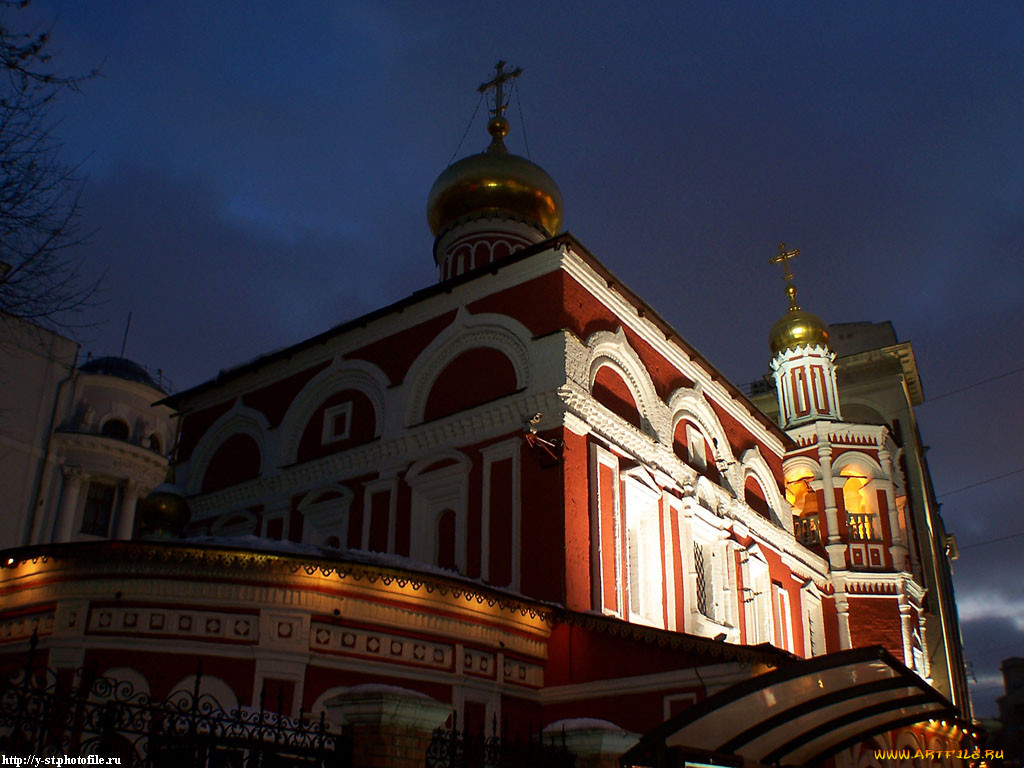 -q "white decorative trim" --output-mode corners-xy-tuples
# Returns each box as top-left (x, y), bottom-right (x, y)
(480, 438), (521, 590)
(406, 450), (471, 573)
(586, 328), (666, 440)
(404, 309), (533, 426)
(589, 444), (622, 617)
(184, 401), (270, 495)
(739, 447), (790, 533)
(277, 358), (387, 466)
(299, 484), (354, 547)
